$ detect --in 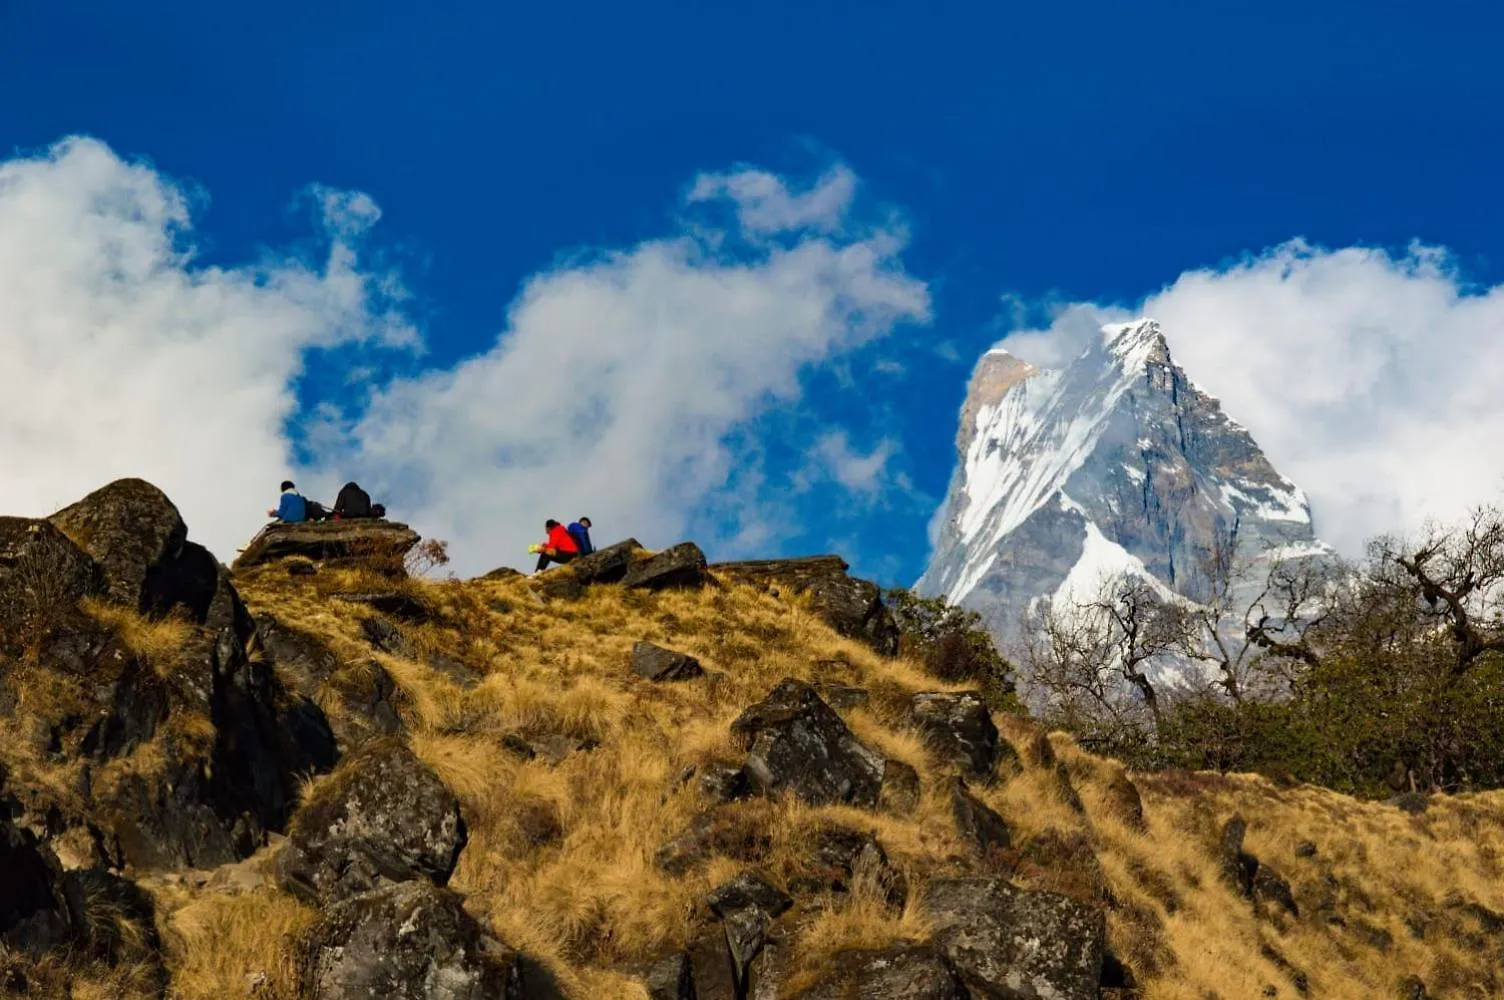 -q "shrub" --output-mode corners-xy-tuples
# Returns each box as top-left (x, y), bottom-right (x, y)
(884, 587), (1021, 711)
